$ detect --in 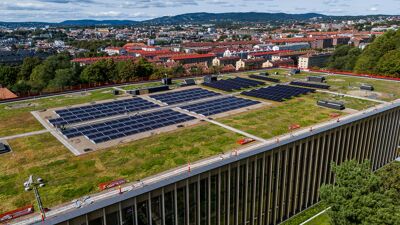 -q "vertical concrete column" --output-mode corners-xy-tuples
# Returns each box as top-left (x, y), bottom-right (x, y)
(227, 165), (231, 225)
(149, 193), (153, 225)
(258, 153), (266, 225)
(243, 159), (249, 225)
(162, 188), (166, 225)
(186, 180), (190, 225)
(252, 158), (257, 225)
(174, 184), (178, 225)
